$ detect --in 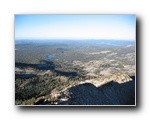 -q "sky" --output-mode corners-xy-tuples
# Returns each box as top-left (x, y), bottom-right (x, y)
(15, 15), (136, 40)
